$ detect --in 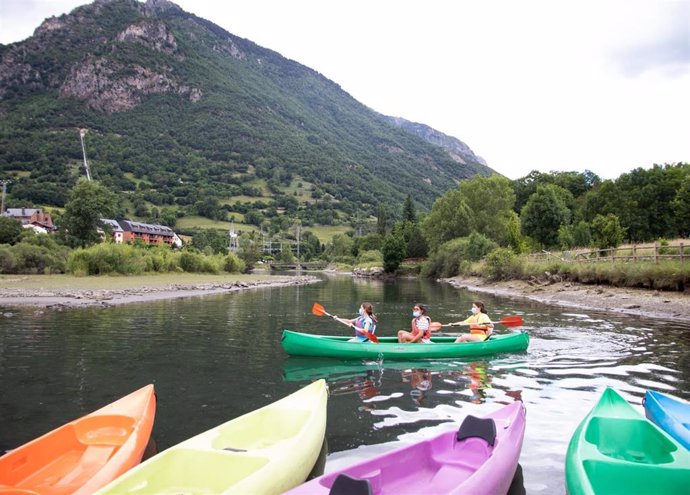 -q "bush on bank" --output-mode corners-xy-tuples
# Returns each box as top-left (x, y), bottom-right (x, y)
(423, 238), (689, 291)
(466, 256), (688, 291)
(66, 244), (245, 276)
(0, 233), (71, 274)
